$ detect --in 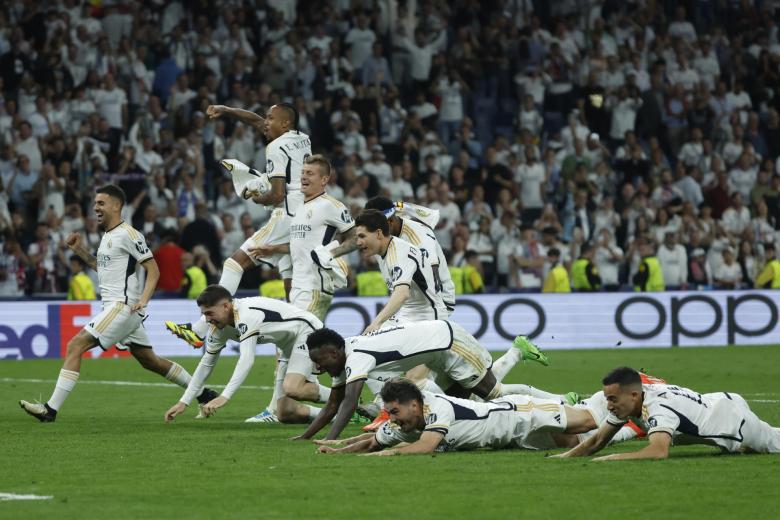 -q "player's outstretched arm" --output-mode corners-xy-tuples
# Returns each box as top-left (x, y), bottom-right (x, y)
(551, 422), (621, 458)
(166, 350), (221, 422)
(325, 380), (365, 440)
(203, 337), (258, 417)
(592, 432), (671, 461)
(362, 431), (444, 456)
(133, 258), (160, 312)
(297, 385), (345, 439)
(318, 435), (381, 454)
(206, 105), (265, 131)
